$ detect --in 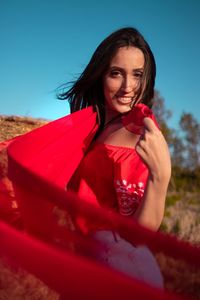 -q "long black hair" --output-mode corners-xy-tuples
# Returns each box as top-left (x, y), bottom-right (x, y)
(57, 27), (156, 127)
